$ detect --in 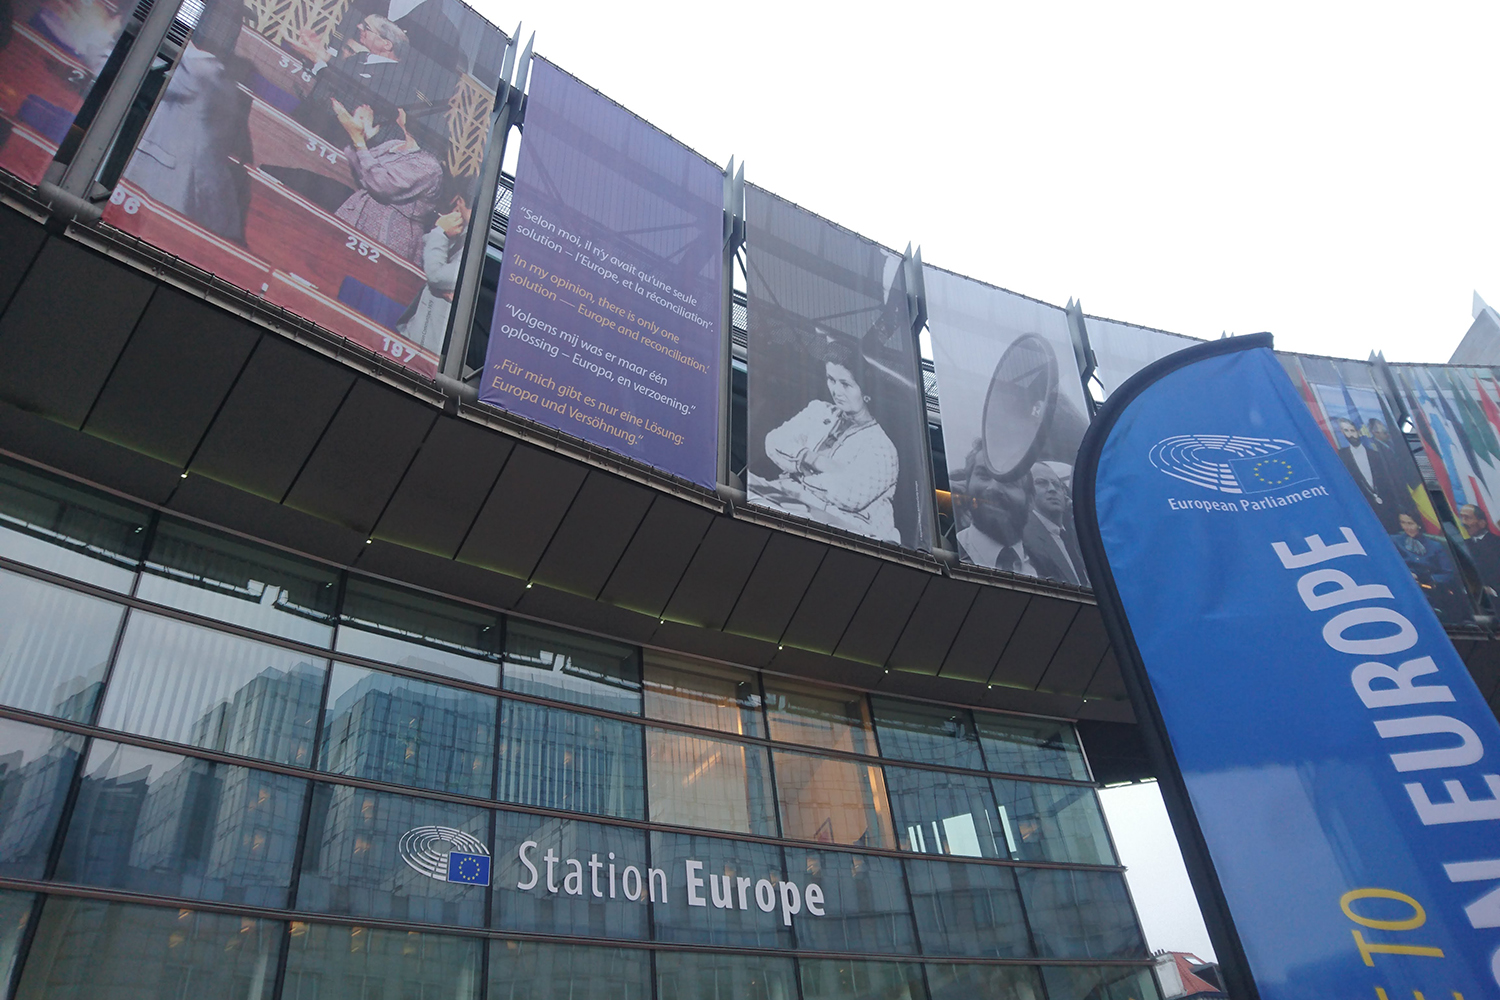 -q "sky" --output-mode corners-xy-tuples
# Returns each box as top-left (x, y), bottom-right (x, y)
(464, 0), (1500, 961)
